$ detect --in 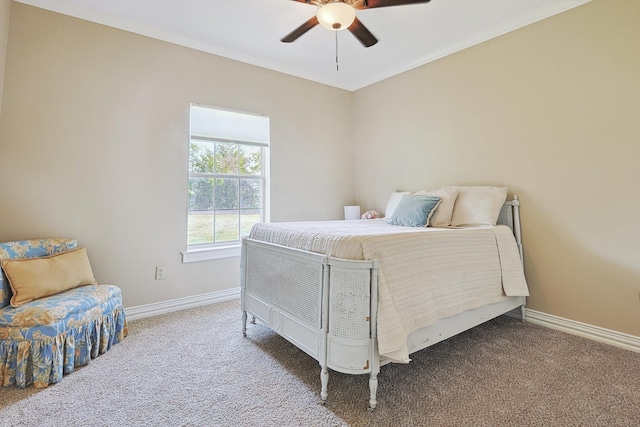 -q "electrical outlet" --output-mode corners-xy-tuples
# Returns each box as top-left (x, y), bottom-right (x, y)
(155, 266), (166, 280)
